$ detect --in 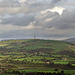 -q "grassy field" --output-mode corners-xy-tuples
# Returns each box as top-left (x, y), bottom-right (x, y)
(19, 69), (75, 75)
(0, 39), (75, 75)
(0, 73), (18, 75)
